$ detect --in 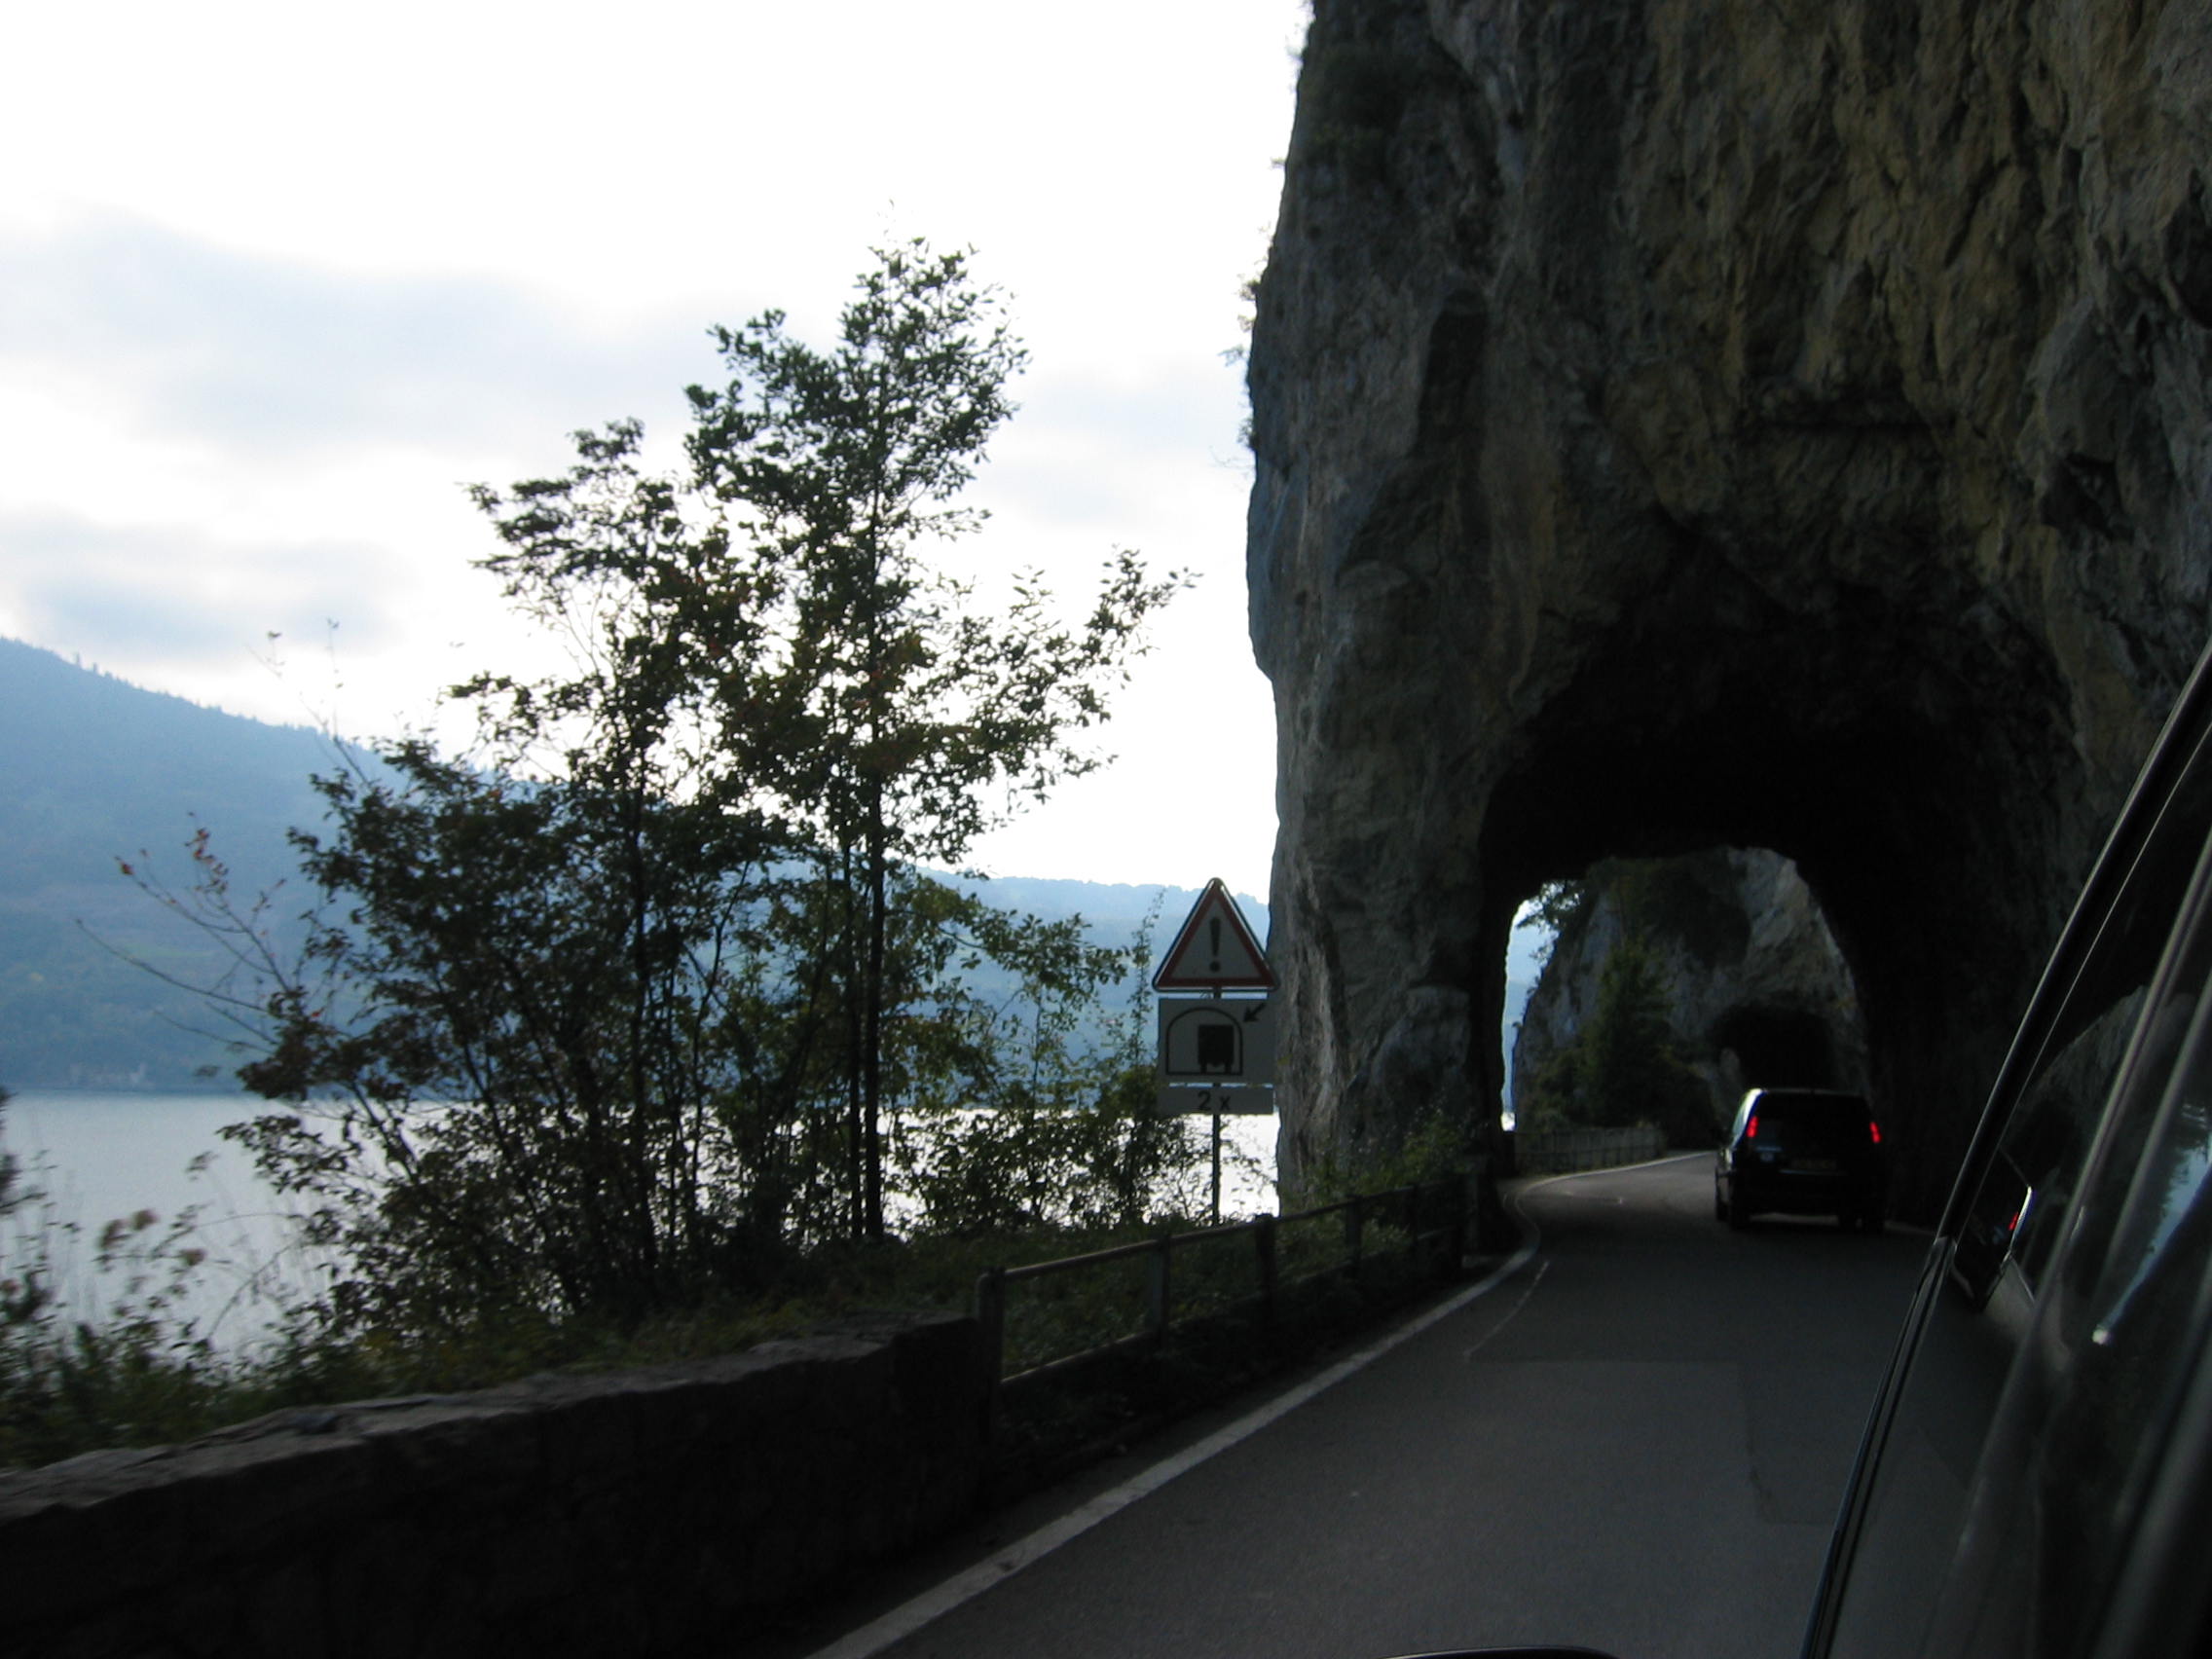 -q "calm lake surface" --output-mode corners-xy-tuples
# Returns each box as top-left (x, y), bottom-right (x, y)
(4, 1090), (1281, 1346)
(3, 1090), (322, 1346)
